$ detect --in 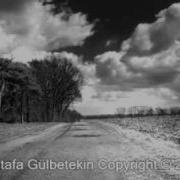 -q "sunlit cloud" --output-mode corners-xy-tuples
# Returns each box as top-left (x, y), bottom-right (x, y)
(94, 3), (180, 101)
(0, 0), (94, 62)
